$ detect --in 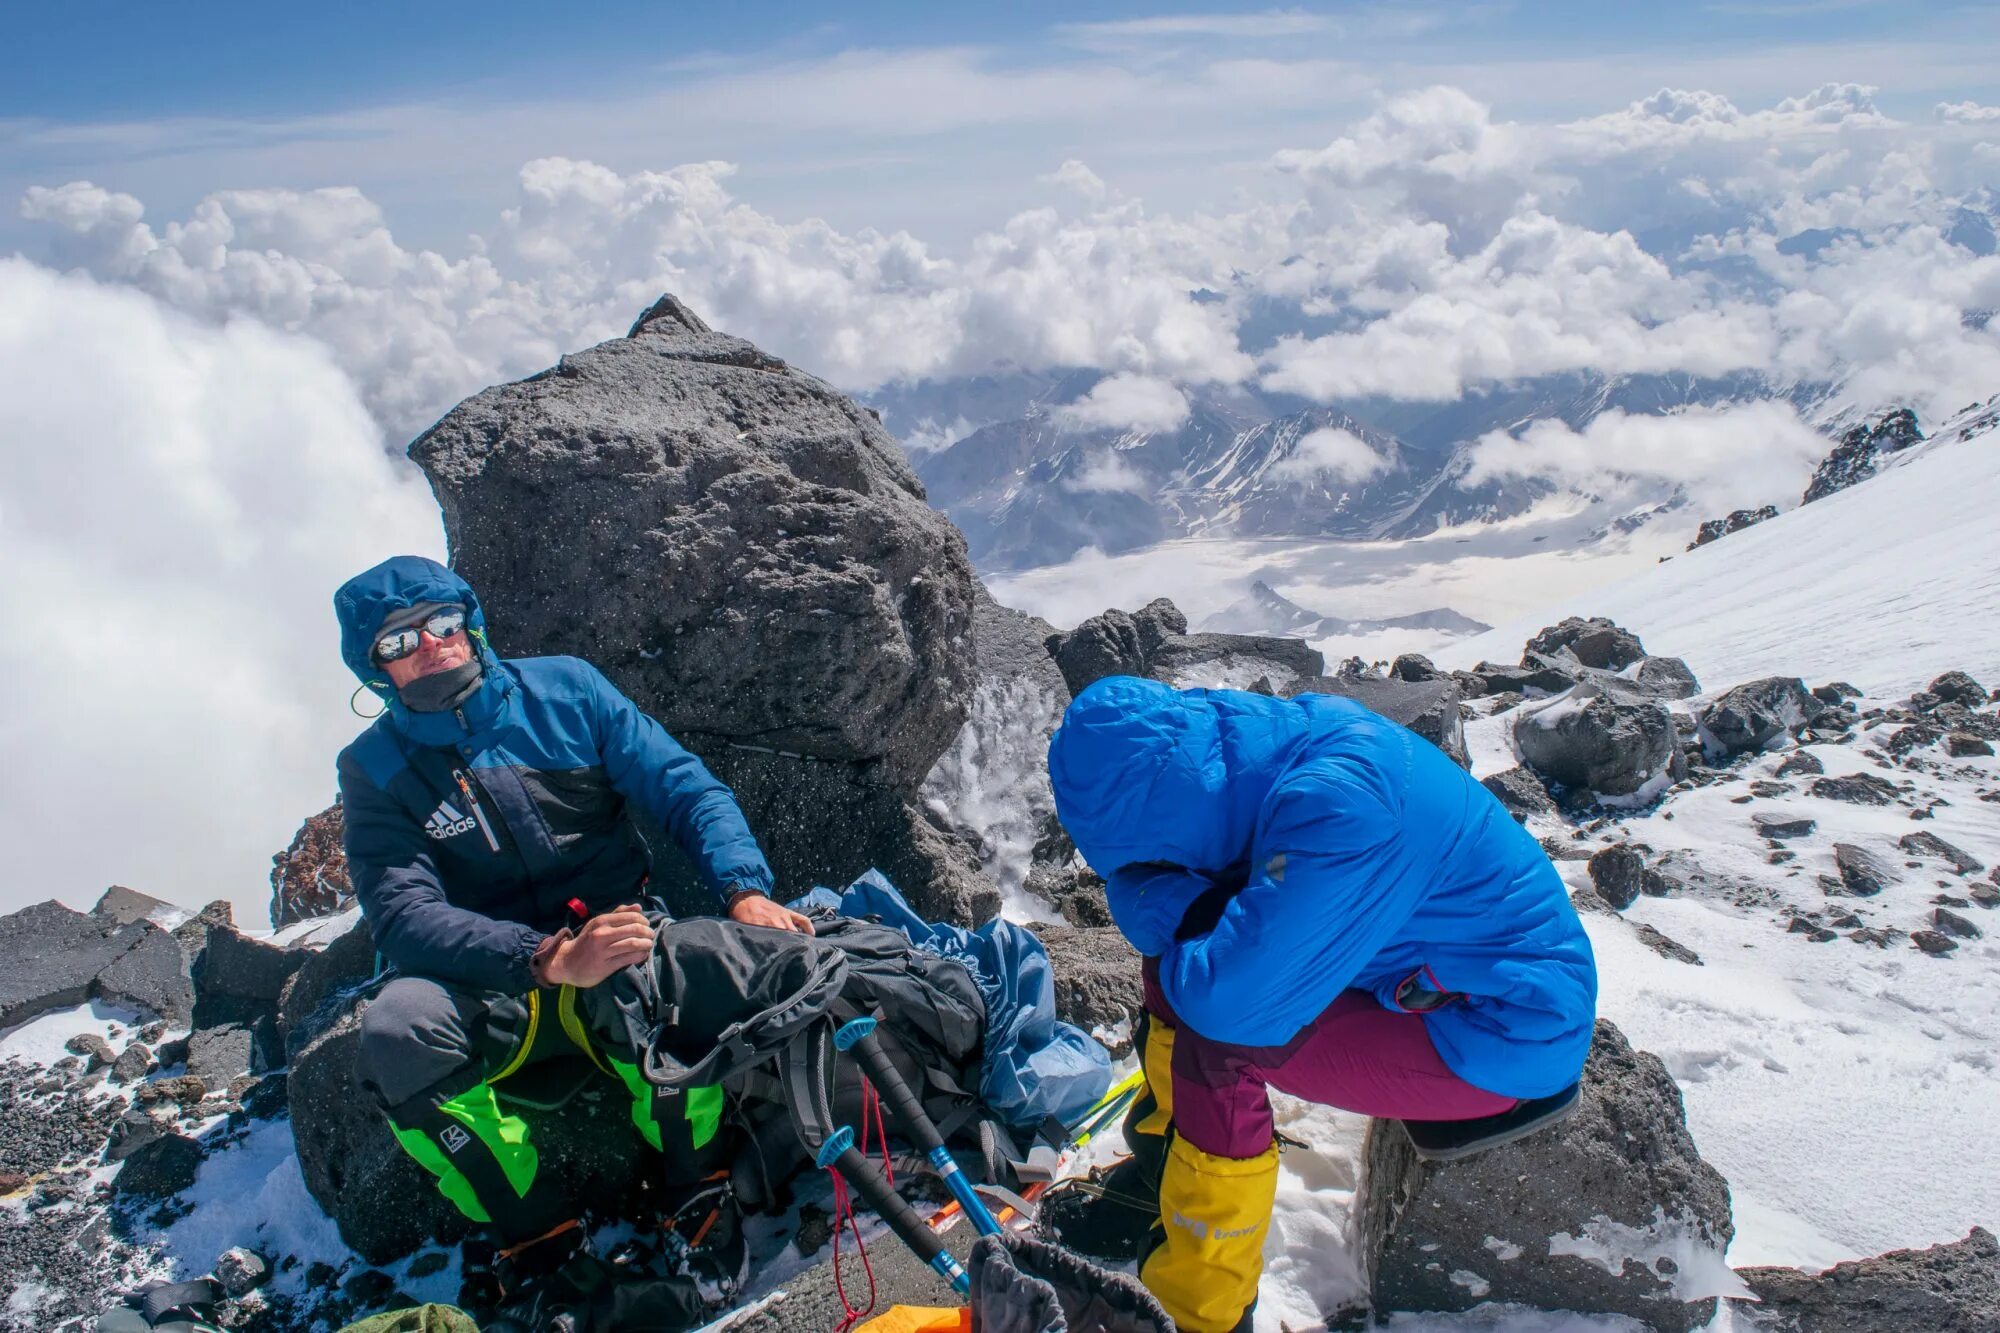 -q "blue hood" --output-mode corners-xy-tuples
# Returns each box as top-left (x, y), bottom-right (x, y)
(334, 555), (496, 707)
(1047, 677), (1297, 877)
